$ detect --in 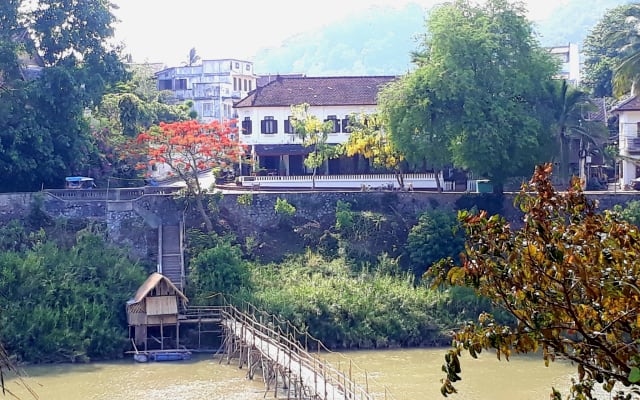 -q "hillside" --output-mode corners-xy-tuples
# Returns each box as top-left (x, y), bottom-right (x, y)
(254, 0), (630, 76)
